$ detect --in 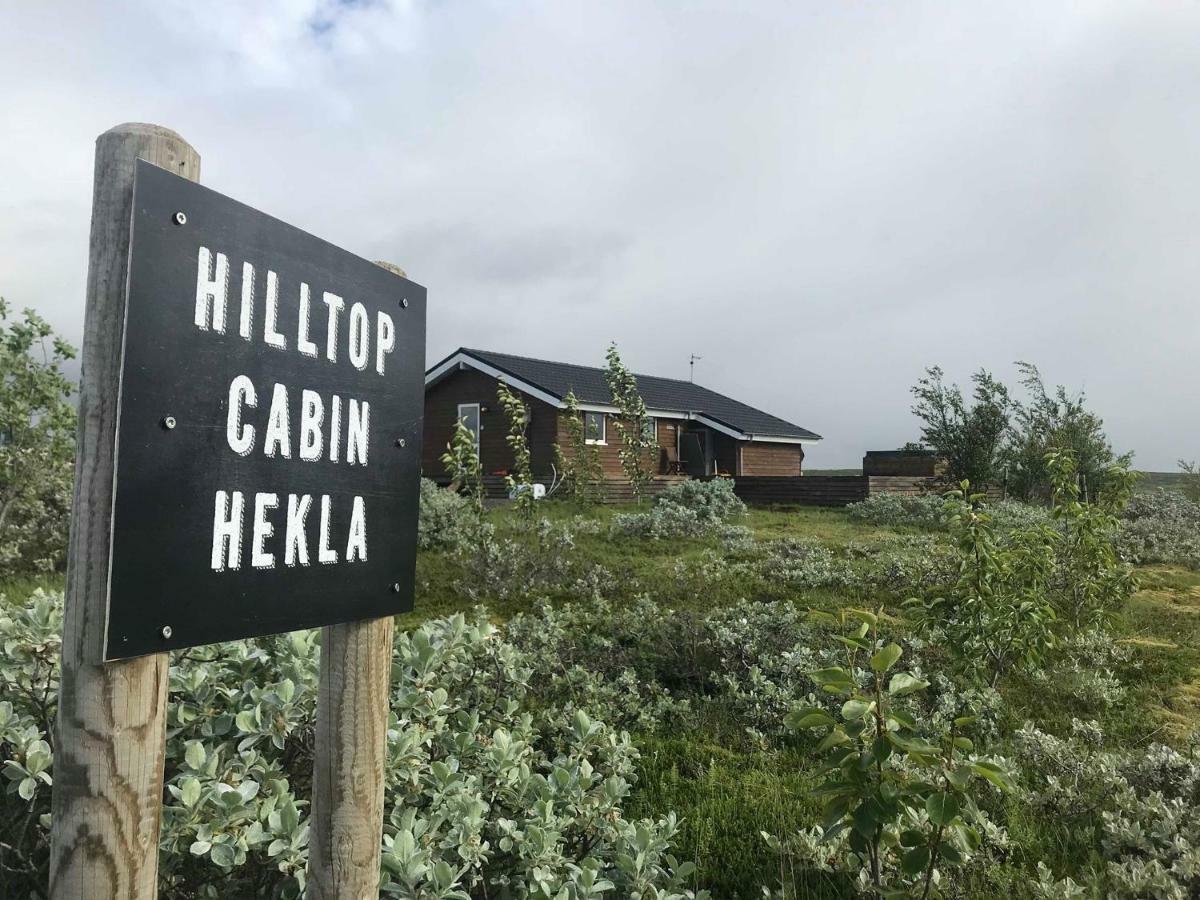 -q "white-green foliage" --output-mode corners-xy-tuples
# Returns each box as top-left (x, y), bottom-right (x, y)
(846, 493), (949, 530)
(1119, 489), (1200, 570)
(418, 478), (476, 552)
(846, 492), (1051, 533)
(1016, 720), (1200, 899)
(1027, 629), (1134, 711)
(0, 300), (76, 577)
(0, 589), (706, 898)
(497, 379), (536, 523)
(612, 478), (746, 540)
(603, 343), (655, 503)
